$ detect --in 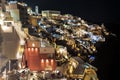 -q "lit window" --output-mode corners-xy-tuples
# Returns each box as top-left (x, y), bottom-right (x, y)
(51, 59), (54, 63)
(46, 59), (49, 63)
(32, 43), (35, 47)
(35, 48), (38, 52)
(31, 48), (34, 51)
(41, 59), (44, 63)
(28, 48), (30, 51)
